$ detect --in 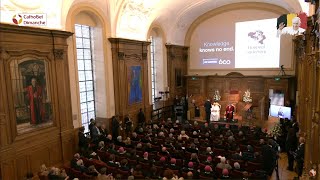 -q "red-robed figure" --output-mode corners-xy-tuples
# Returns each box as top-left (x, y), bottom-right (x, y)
(25, 78), (45, 124)
(225, 104), (235, 122)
